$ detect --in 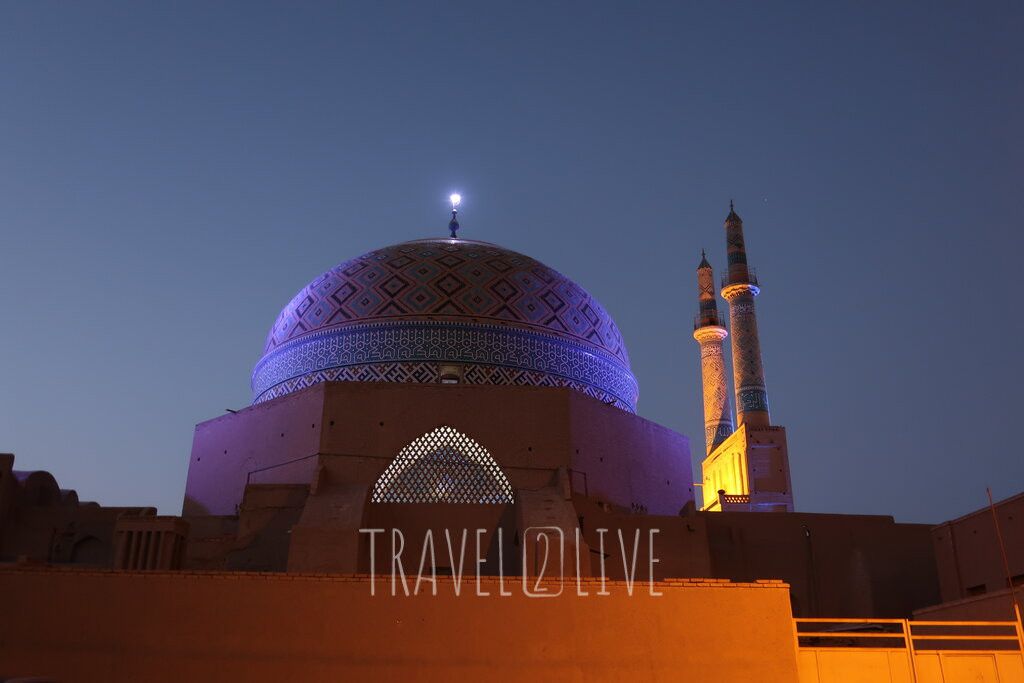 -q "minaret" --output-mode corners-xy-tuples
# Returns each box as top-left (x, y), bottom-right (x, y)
(693, 251), (733, 455)
(720, 202), (770, 427)
(699, 202), (793, 513)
